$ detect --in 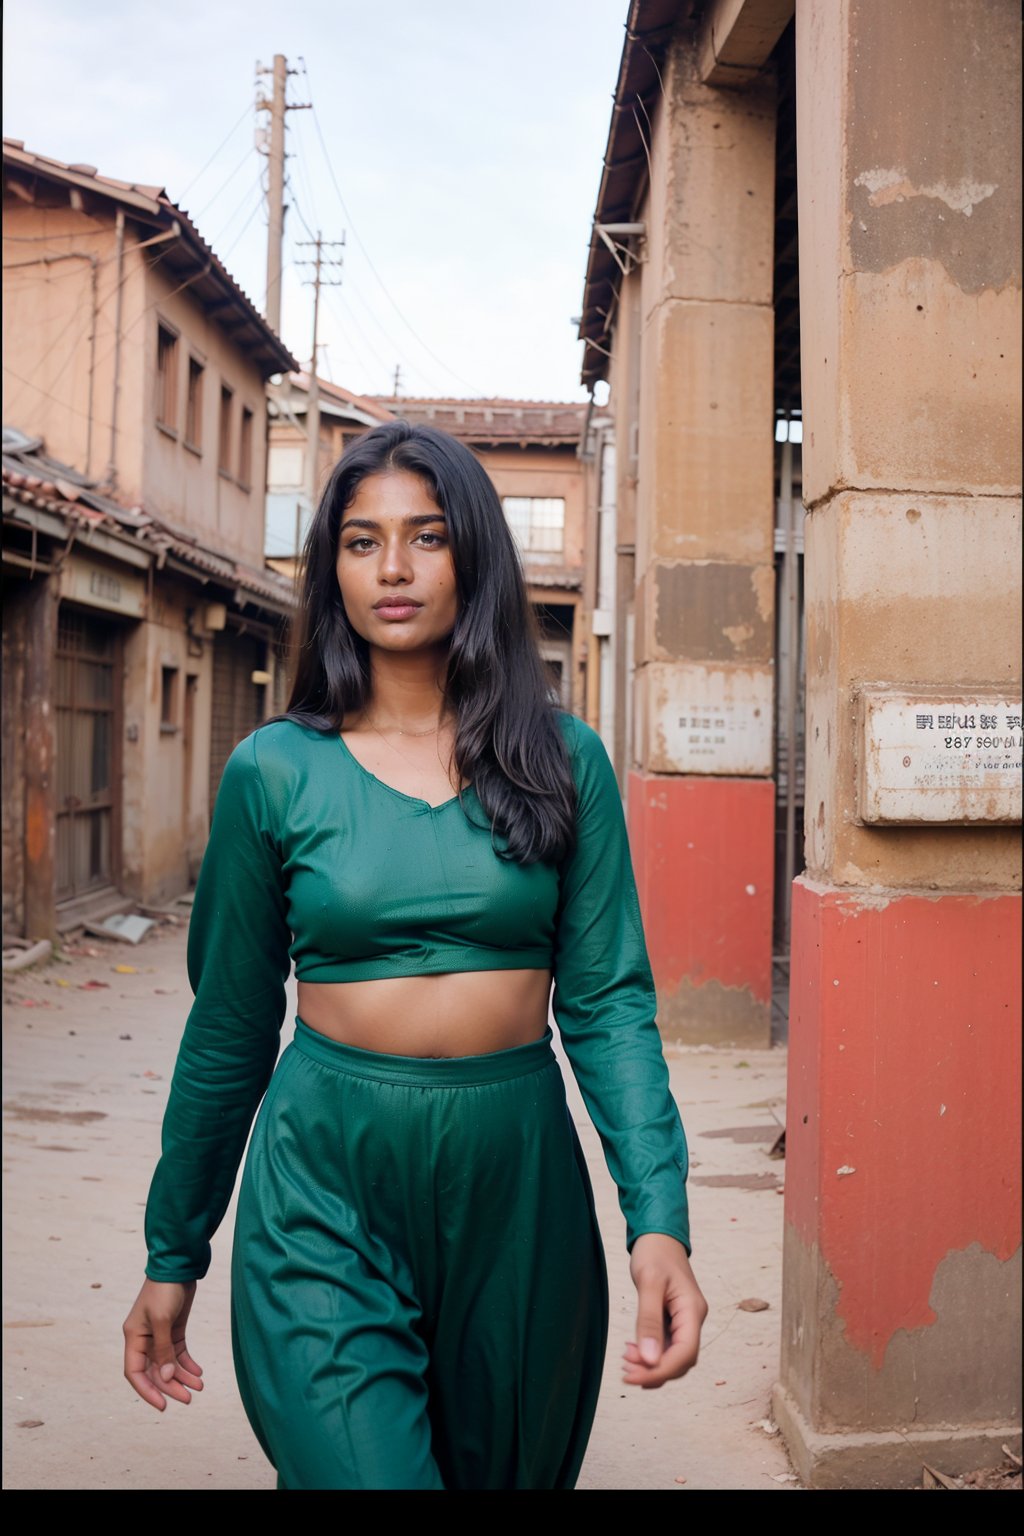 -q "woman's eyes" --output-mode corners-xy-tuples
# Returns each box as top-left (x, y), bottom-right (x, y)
(342, 531), (446, 552)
